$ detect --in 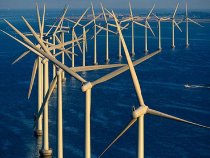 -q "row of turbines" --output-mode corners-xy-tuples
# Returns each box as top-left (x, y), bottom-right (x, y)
(1, 1), (208, 158)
